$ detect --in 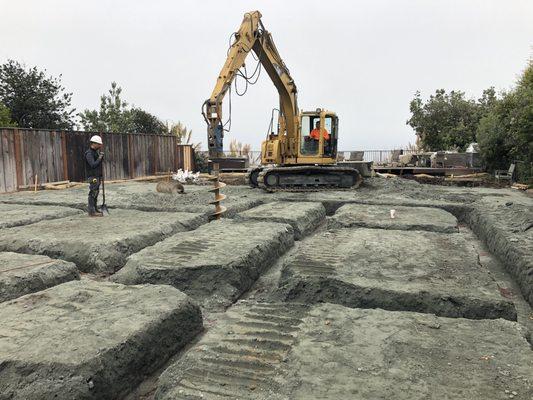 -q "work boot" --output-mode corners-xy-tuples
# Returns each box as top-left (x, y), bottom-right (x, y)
(89, 211), (104, 217)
